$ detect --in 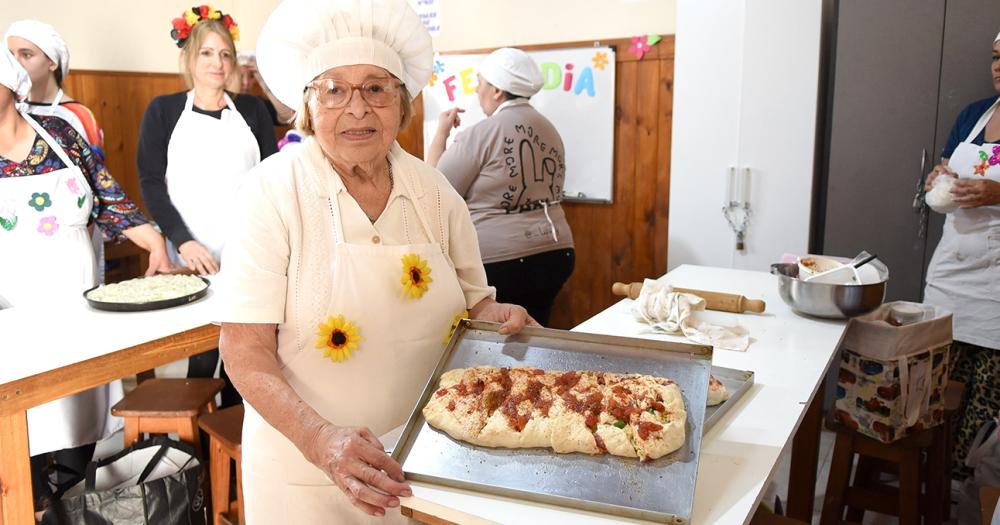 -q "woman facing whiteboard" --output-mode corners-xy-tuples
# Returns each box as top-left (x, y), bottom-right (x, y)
(430, 47), (574, 326)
